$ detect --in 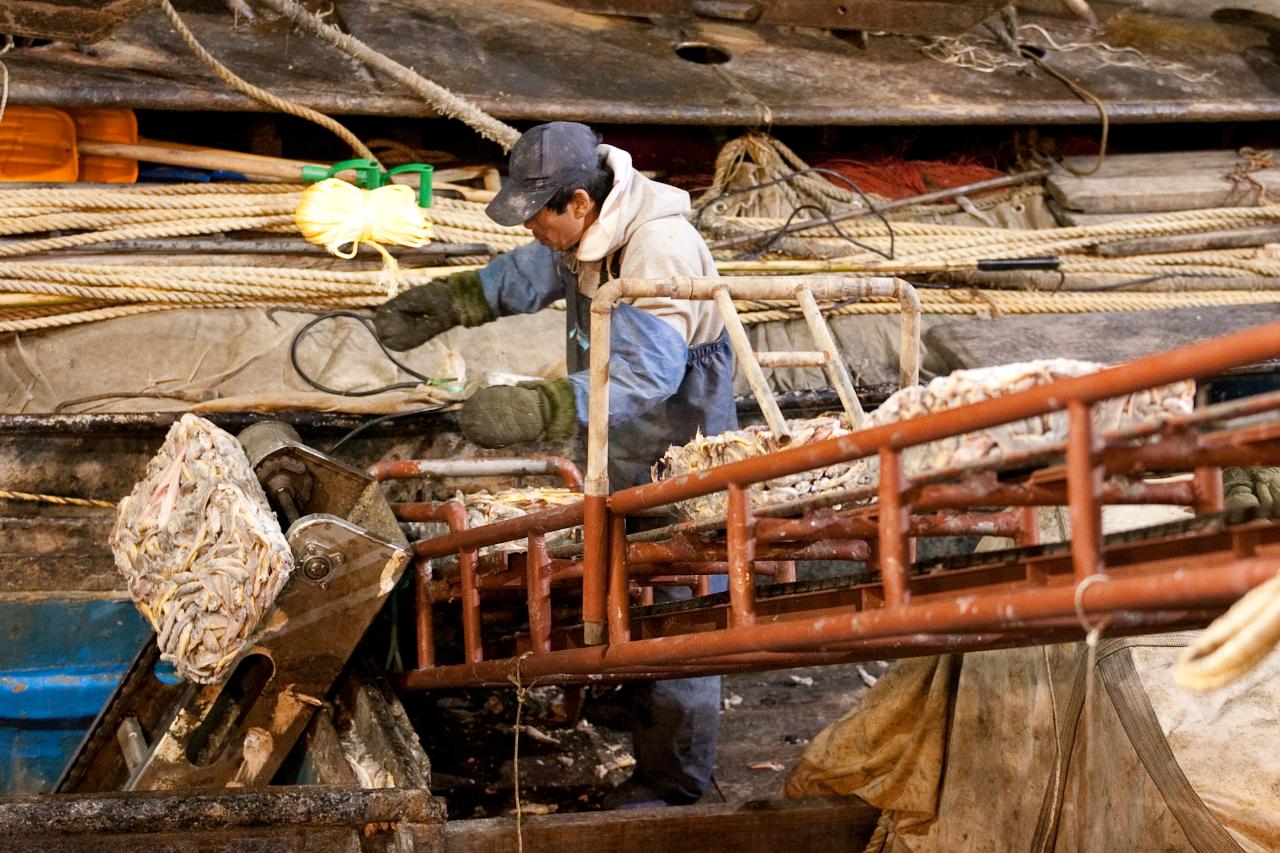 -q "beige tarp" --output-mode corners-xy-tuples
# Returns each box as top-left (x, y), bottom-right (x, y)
(0, 307), (566, 414)
(786, 504), (1280, 852)
(0, 305), (964, 414)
